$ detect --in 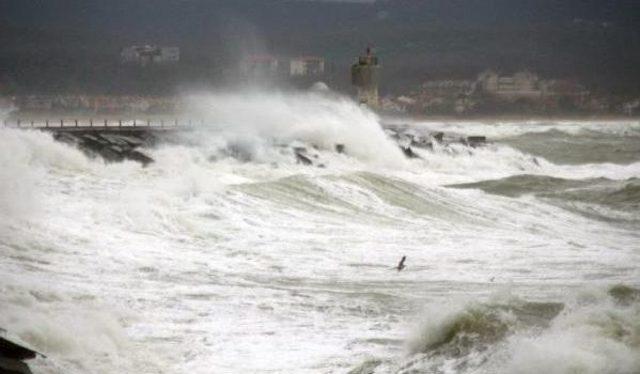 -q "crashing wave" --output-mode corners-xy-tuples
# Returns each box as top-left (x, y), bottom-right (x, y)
(357, 285), (640, 374)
